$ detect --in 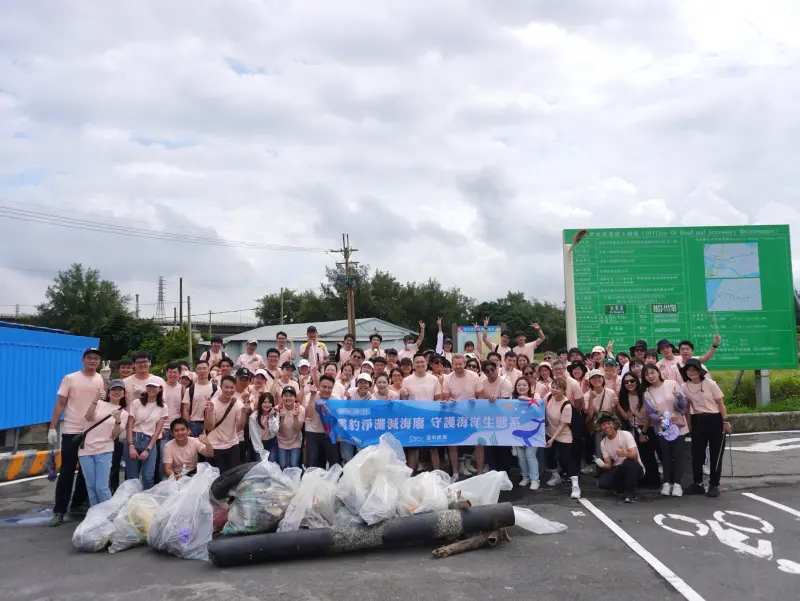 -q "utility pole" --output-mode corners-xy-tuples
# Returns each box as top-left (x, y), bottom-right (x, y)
(330, 233), (358, 336)
(187, 296), (193, 366)
(135, 294), (140, 318)
(179, 277), (183, 325)
(155, 276), (166, 321)
(208, 309), (212, 336)
(280, 287), (284, 325)
(173, 307), (177, 325)
(14, 304), (19, 318)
